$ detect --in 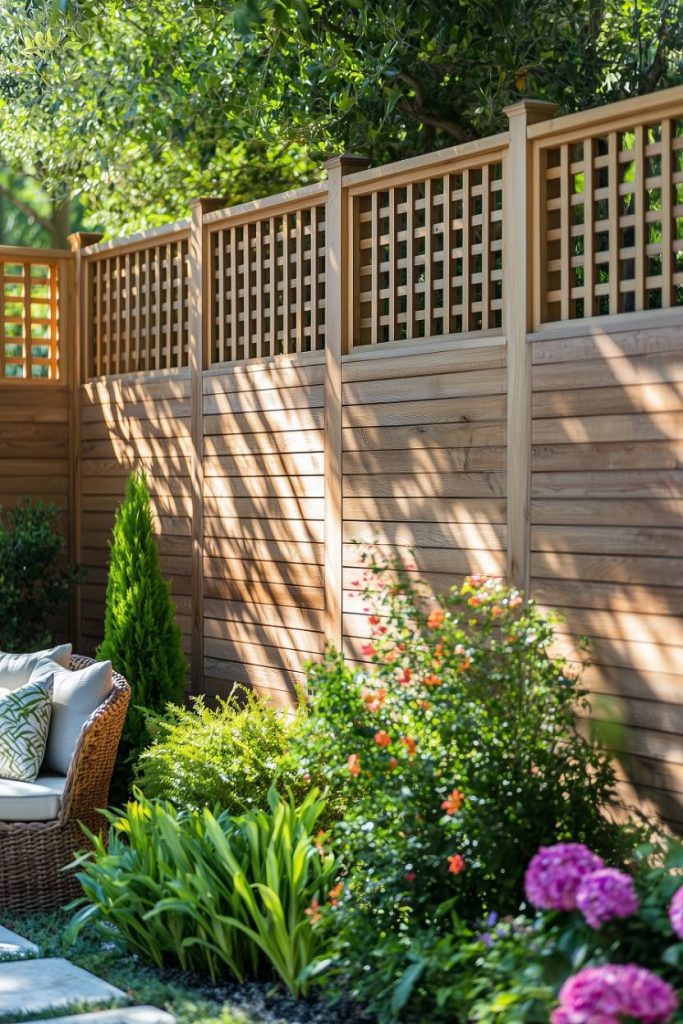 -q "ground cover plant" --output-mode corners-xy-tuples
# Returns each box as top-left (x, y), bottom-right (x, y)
(98, 470), (186, 797)
(0, 499), (83, 651)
